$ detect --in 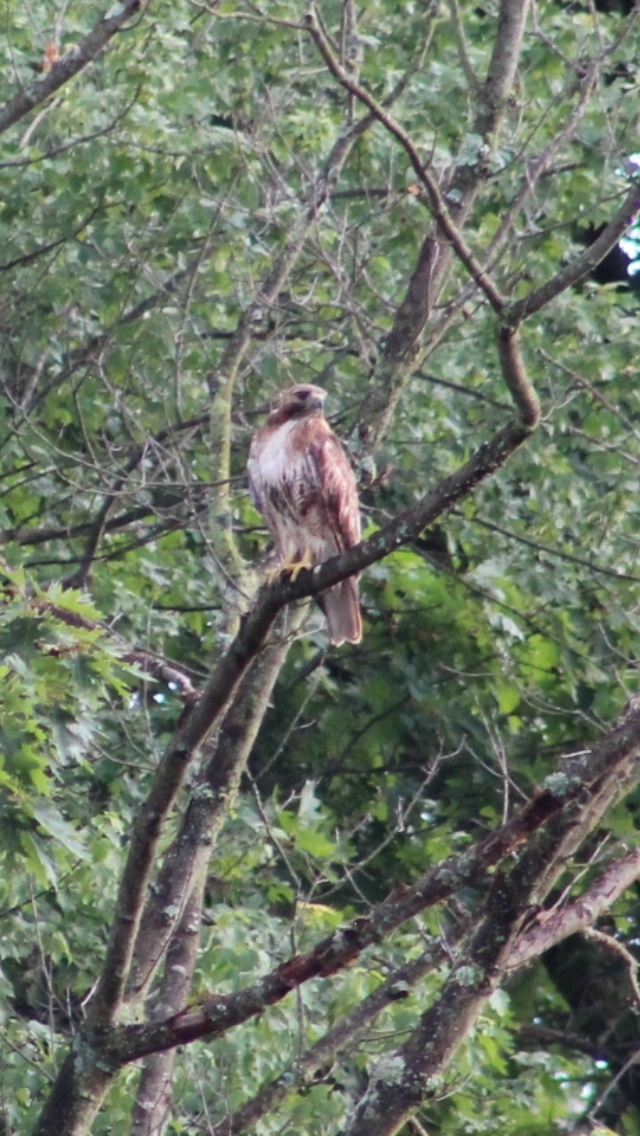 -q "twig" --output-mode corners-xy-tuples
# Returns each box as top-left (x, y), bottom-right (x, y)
(449, 0), (481, 93)
(583, 926), (640, 1006)
(305, 5), (506, 315)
